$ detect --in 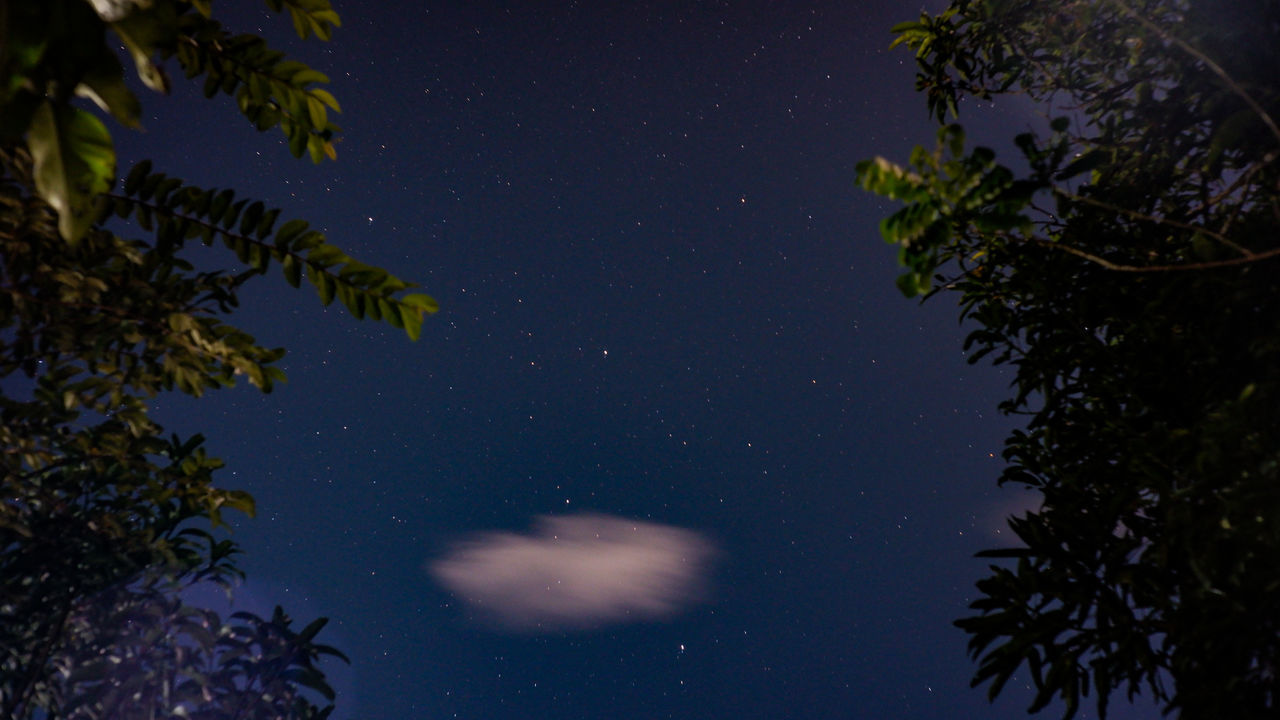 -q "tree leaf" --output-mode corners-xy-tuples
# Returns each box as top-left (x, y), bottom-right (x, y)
(74, 49), (142, 128)
(309, 88), (341, 112)
(28, 101), (116, 242)
(282, 254), (303, 287)
(110, 5), (177, 94)
(400, 293), (440, 314)
(399, 303), (423, 341)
